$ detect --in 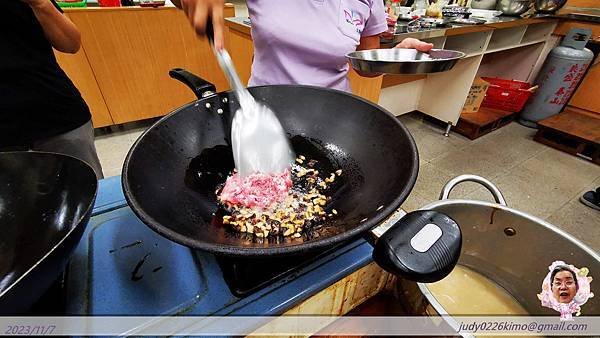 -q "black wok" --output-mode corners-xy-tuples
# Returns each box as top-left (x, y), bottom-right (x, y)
(123, 69), (461, 282)
(0, 152), (97, 314)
